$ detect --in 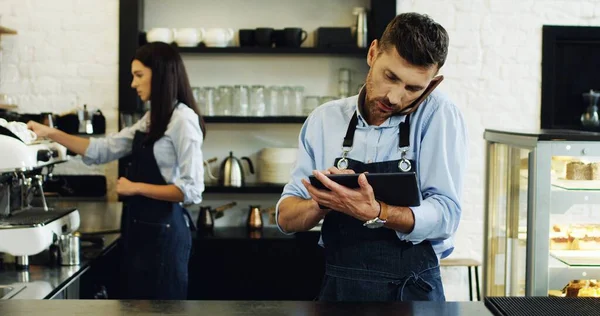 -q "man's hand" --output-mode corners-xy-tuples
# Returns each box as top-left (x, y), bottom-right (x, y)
(325, 167), (355, 175)
(301, 170), (380, 222)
